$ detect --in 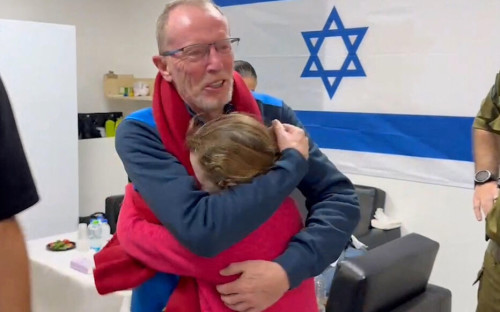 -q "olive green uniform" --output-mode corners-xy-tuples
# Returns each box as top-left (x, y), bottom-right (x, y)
(473, 71), (500, 312)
